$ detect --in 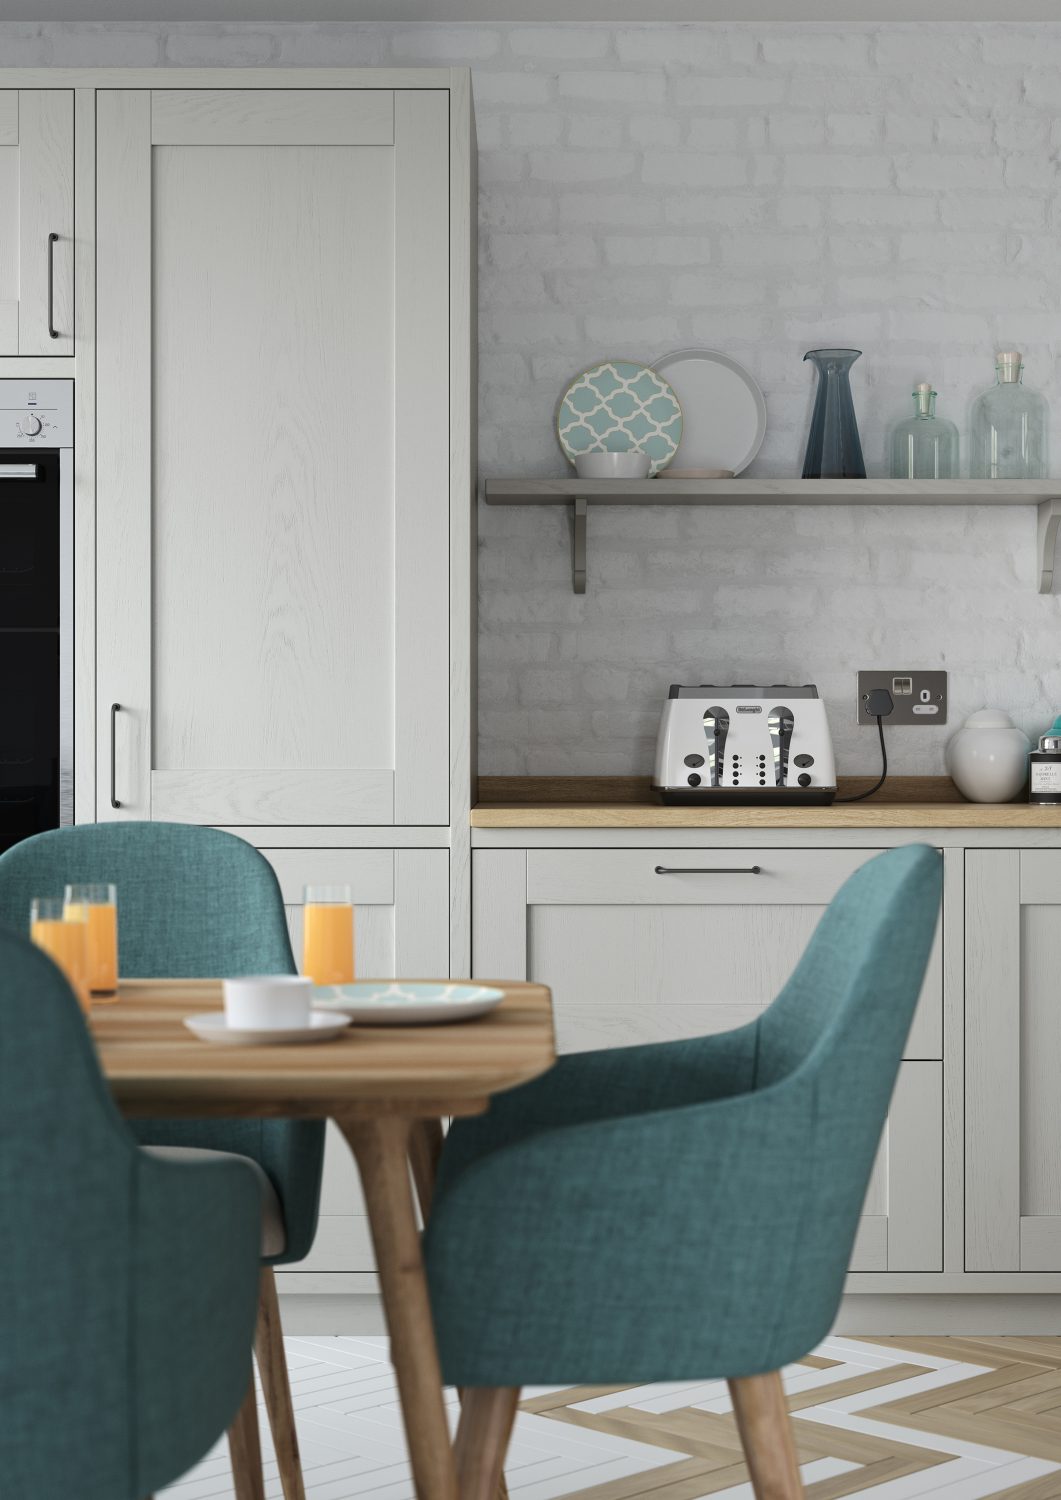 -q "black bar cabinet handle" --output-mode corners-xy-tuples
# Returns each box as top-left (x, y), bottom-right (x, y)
(47, 233), (59, 339)
(110, 703), (122, 809)
(654, 865), (762, 875)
